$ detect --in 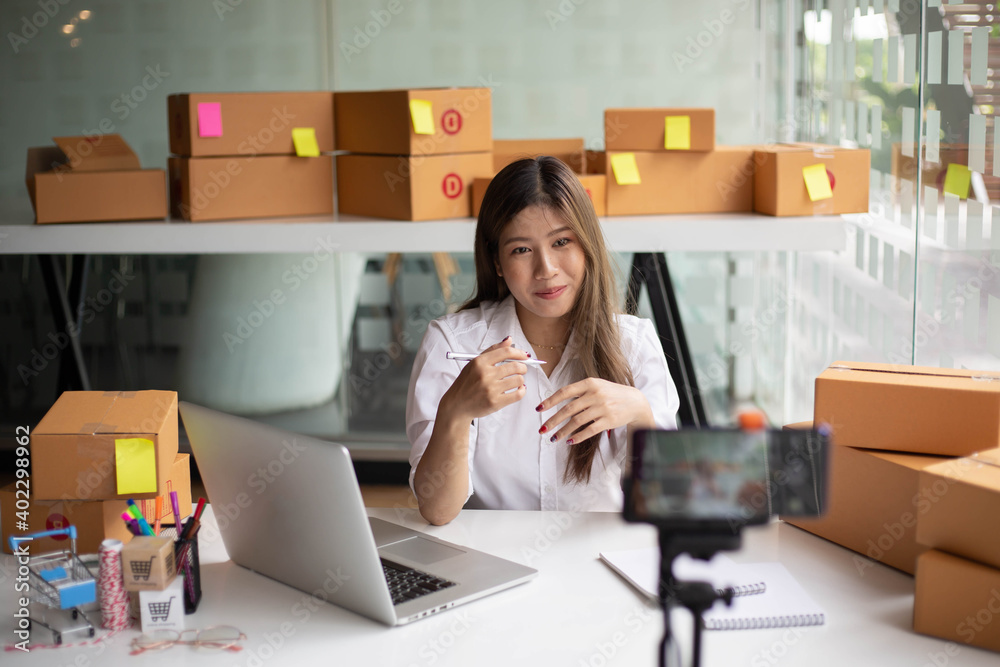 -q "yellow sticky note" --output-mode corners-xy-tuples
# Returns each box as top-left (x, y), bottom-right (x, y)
(665, 115), (691, 150)
(943, 163), (972, 199)
(409, 99), (435, 135)
(291, 127), (320, 157)
(802, 164), (833, 201)
(115, 438), (157, 494)
(610, 153), (641, 185)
